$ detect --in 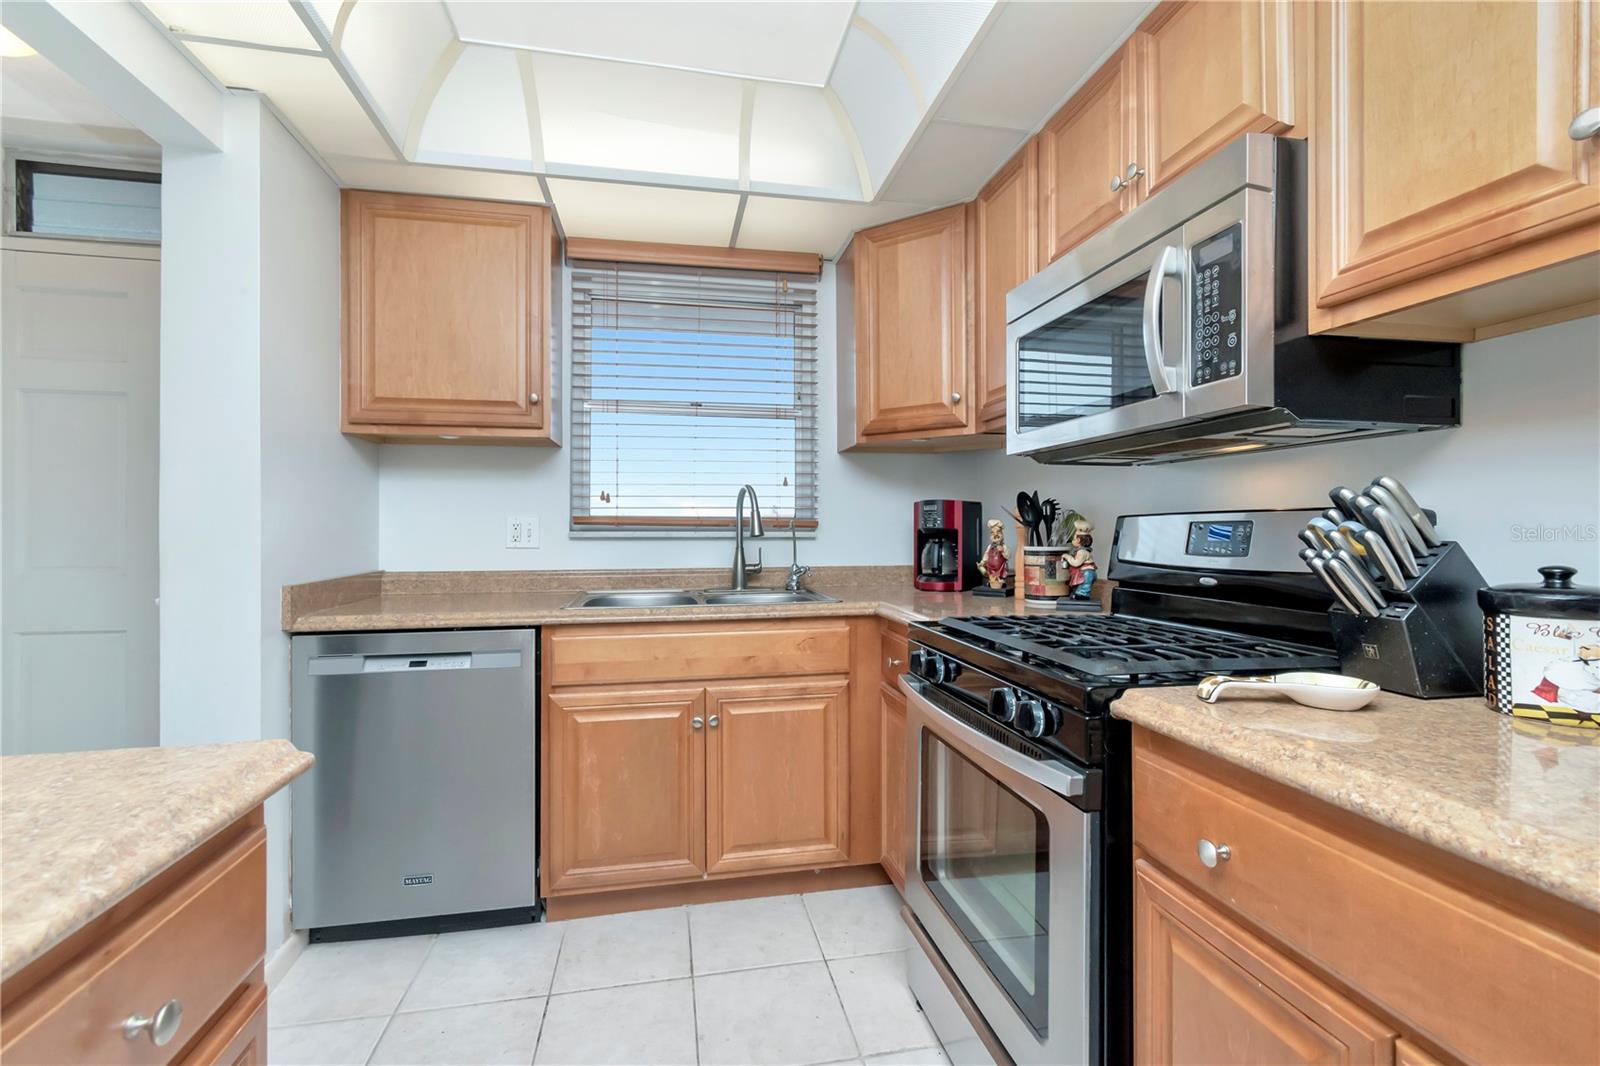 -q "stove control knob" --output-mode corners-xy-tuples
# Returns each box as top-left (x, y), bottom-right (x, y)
(909, 648), (937, 681)
(1015, 698), (1056, 739)
(987, 688), (1018, 723)
(938, 657), (962, 683)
